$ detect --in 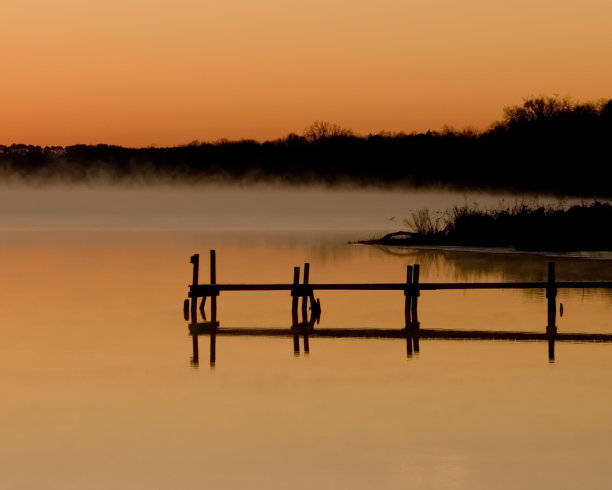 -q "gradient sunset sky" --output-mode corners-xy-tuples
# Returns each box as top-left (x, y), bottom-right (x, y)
(3, 0), (611, 146)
